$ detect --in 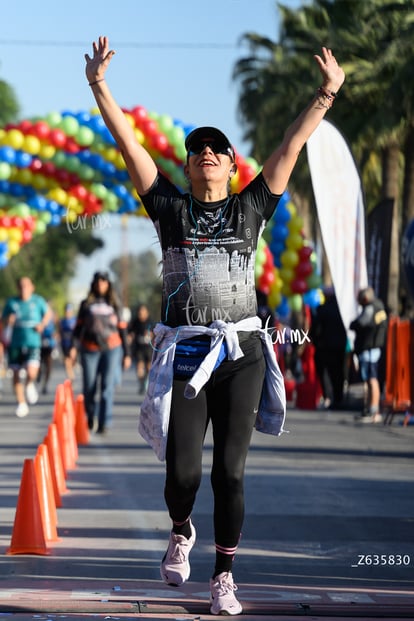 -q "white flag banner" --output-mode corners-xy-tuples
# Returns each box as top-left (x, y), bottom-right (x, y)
(306, 119), (368, 339)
